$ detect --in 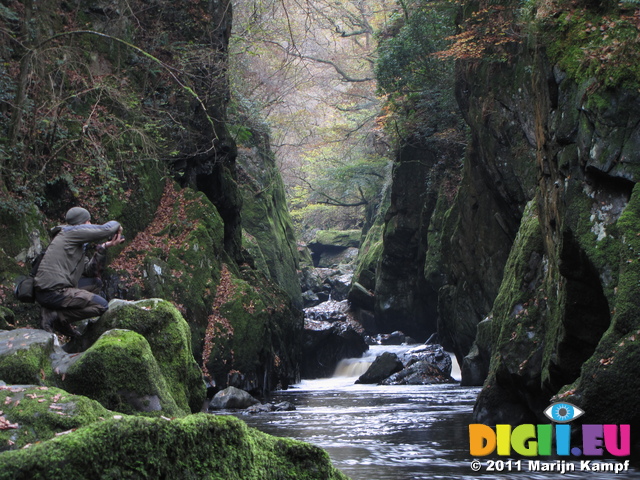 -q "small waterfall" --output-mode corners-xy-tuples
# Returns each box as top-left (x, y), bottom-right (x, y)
(332, 357), (374, 377)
